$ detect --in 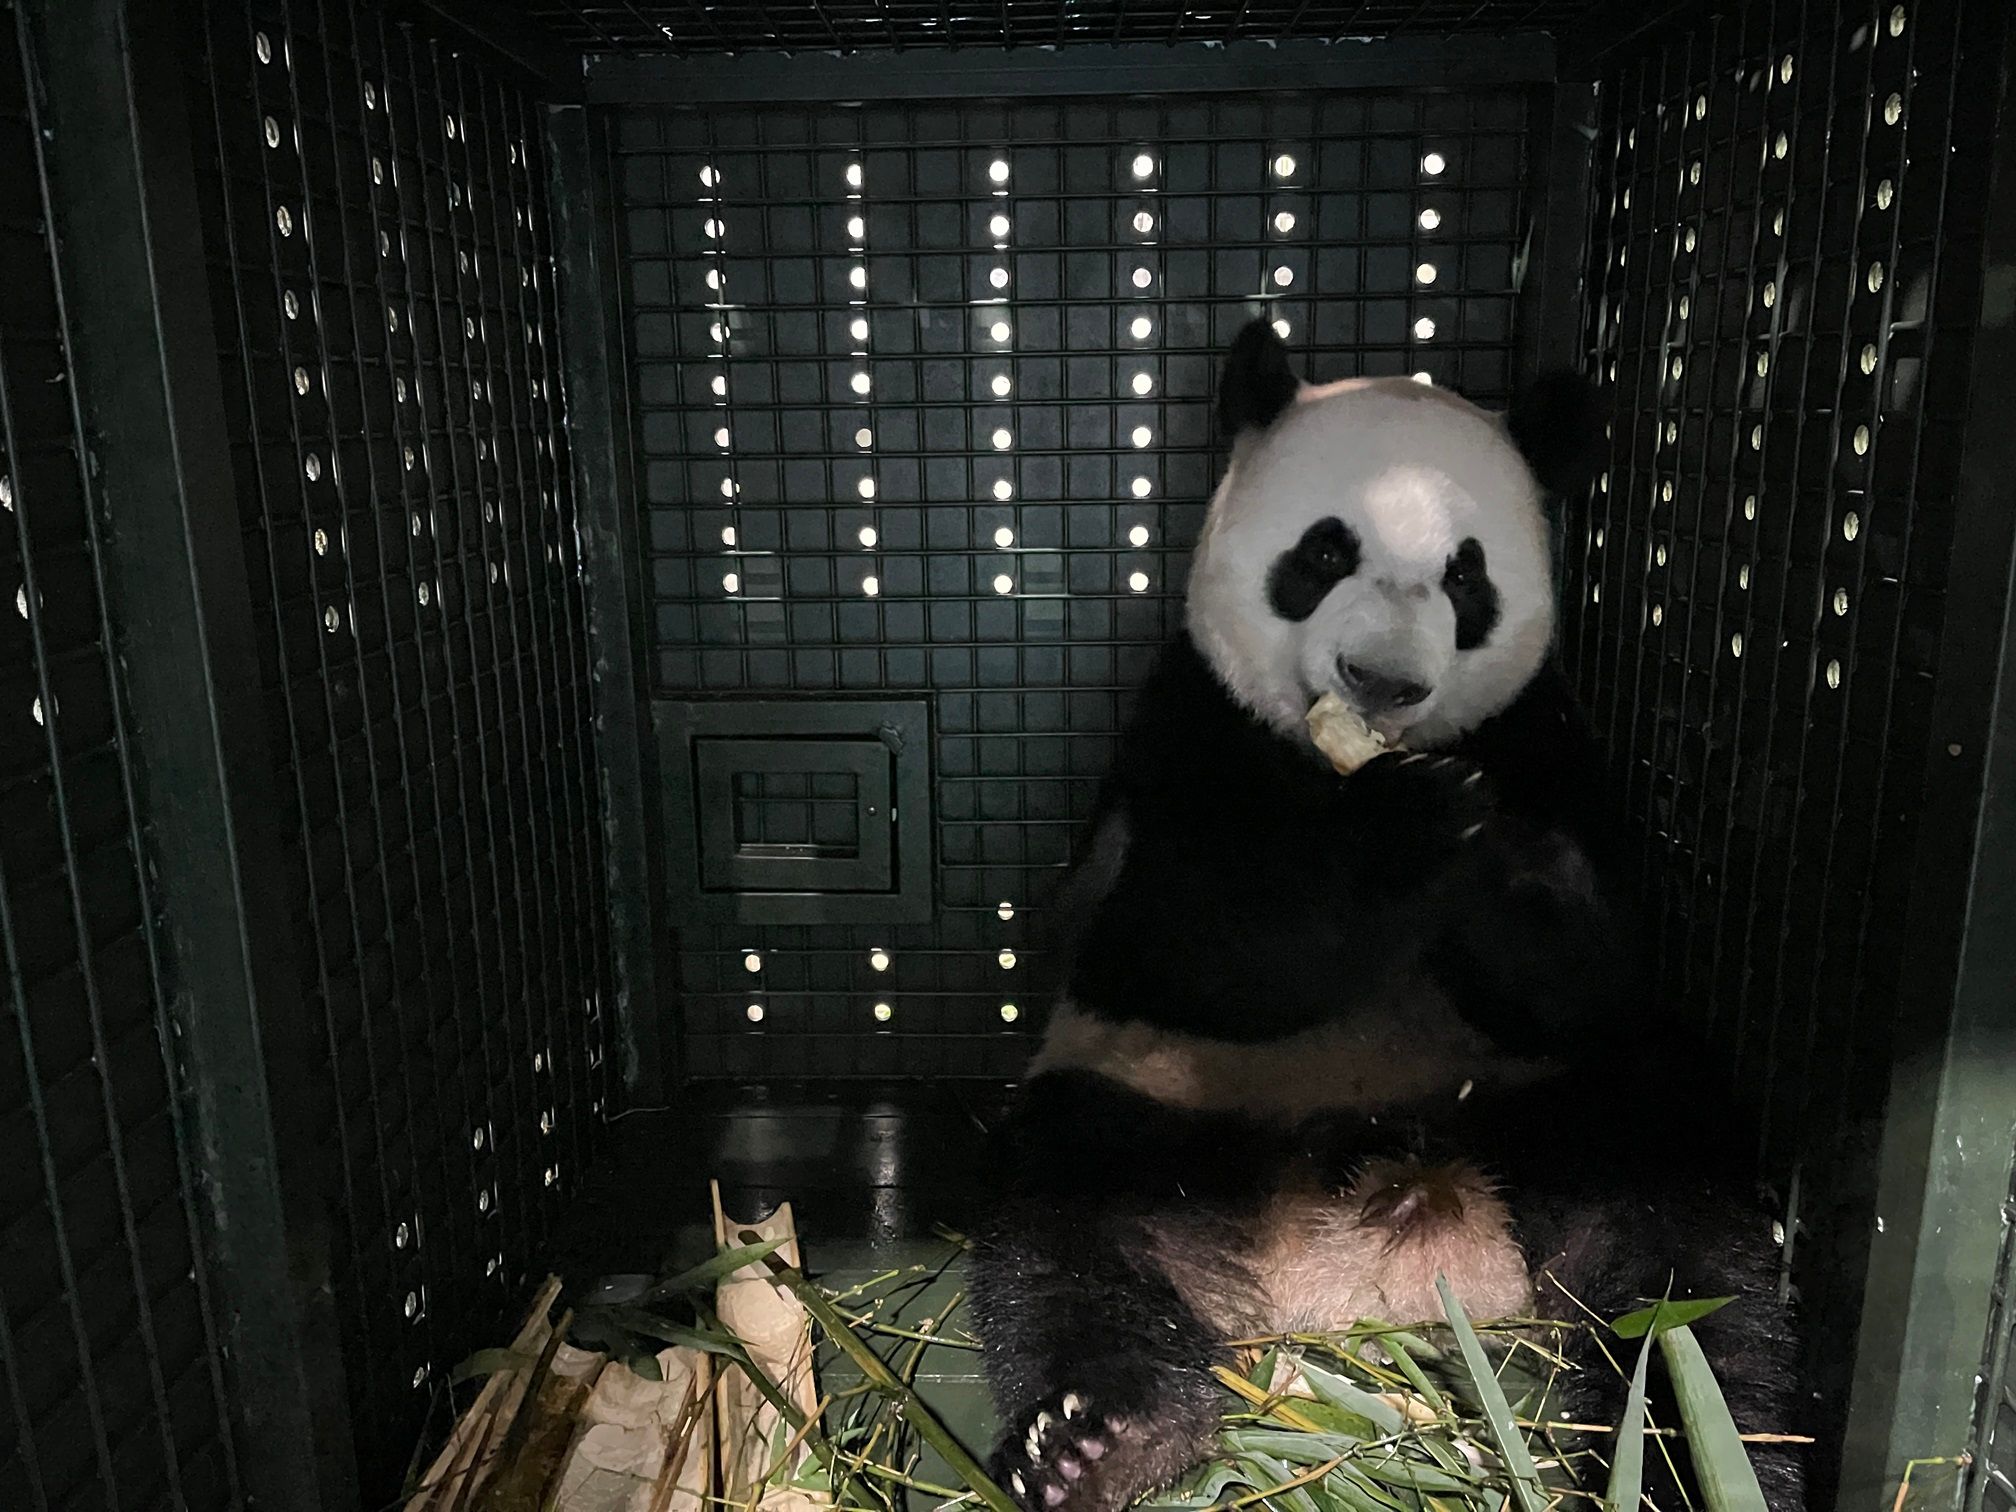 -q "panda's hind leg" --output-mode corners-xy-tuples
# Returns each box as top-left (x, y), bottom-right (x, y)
(970, 1200), (1229, 1512)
